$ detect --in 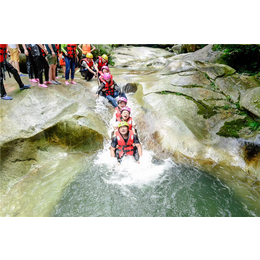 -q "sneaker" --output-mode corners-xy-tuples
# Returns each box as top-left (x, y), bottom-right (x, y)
(20, 85), (30, 90)
(65, 81), (69, 85)
(54, 80), (61, 85)
(30, 79), (38, 83)
(51, 80), (59, 85)
(1, 95), (13, 100)
(19, 73), (26, 77)
(38, 84), (48, 88)
(71, 81), (77, 85)
(55, 76), (59, 79)
(44, 81), (52, 84)
(62, 75), (65, 78)
(36, 79), (40, 82)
